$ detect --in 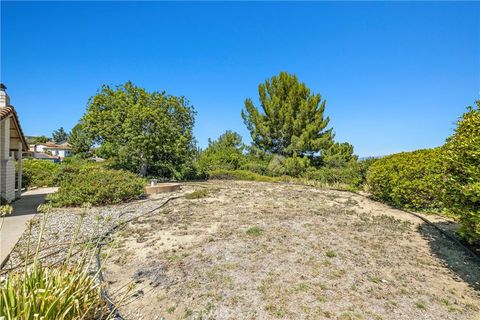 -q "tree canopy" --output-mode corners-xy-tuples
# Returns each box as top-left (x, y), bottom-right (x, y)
(242, 72), (333, 157)
(196, 131), (245, 172)
(81, 82), (196, 178)
(68, 123), (92, 158)
(52, 127), (69, 143)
